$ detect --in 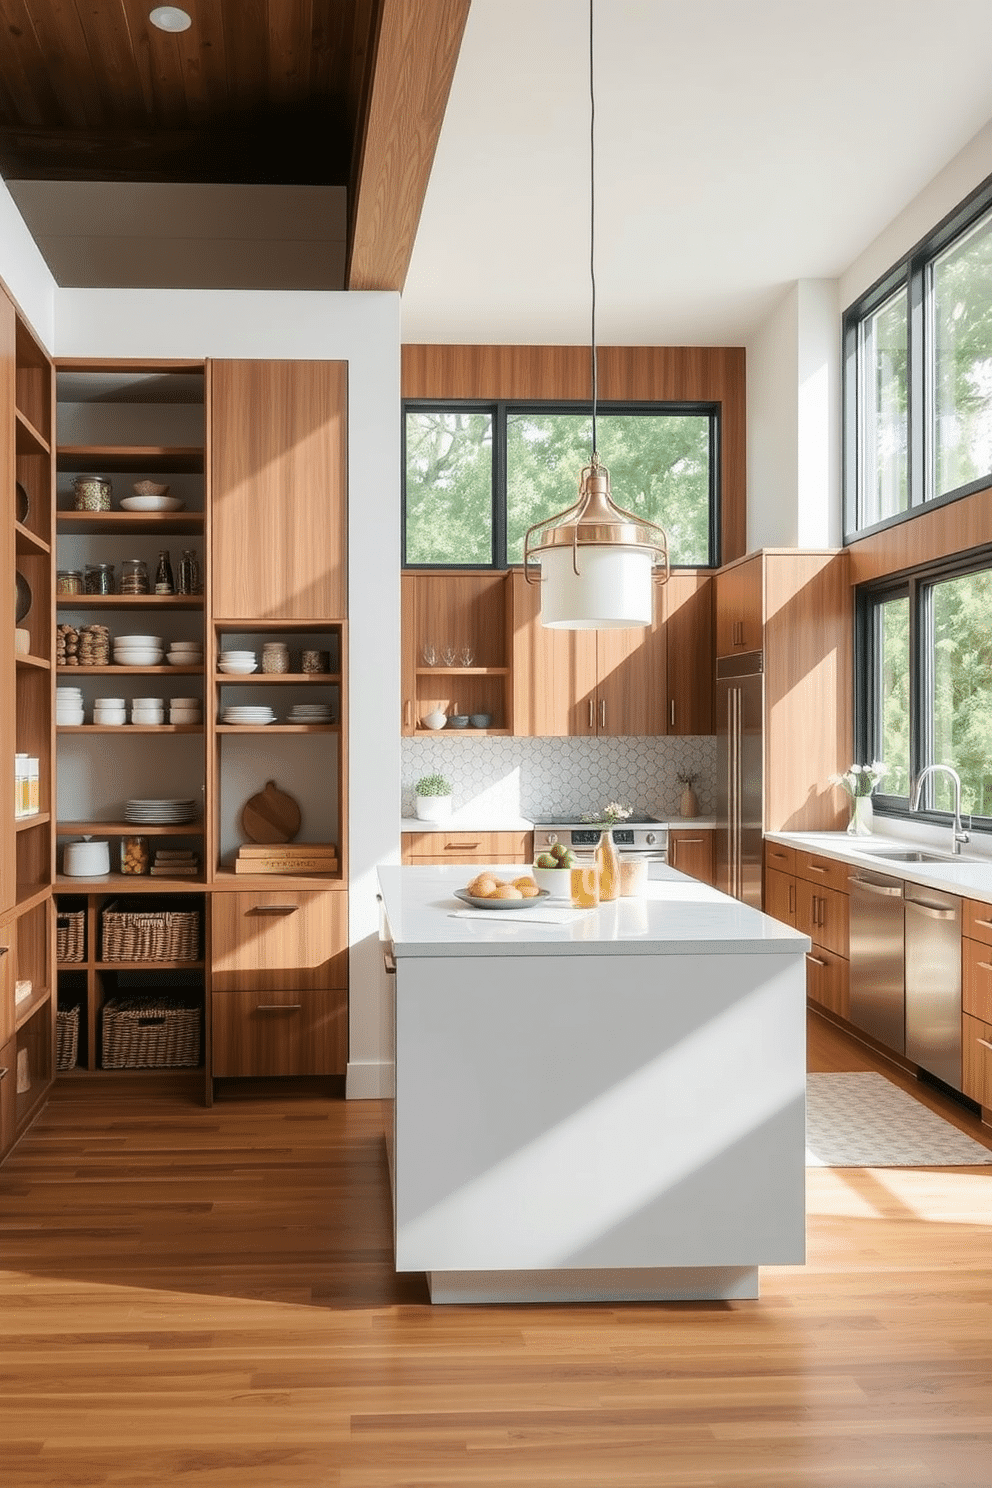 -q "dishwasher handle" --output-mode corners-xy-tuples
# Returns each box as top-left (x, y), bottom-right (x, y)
(907, 900), (957, 920)
(850, 877), (903, 896)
